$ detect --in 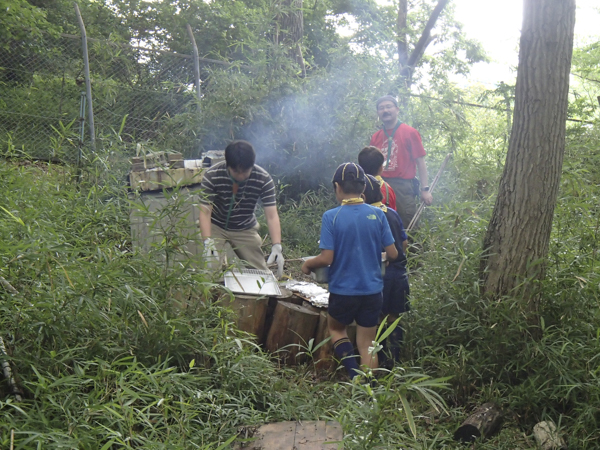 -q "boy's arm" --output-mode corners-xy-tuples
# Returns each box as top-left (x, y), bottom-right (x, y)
(384, 243), (398, 263)
(402, 240), (408, 254)
(301, 250), (334, 275)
